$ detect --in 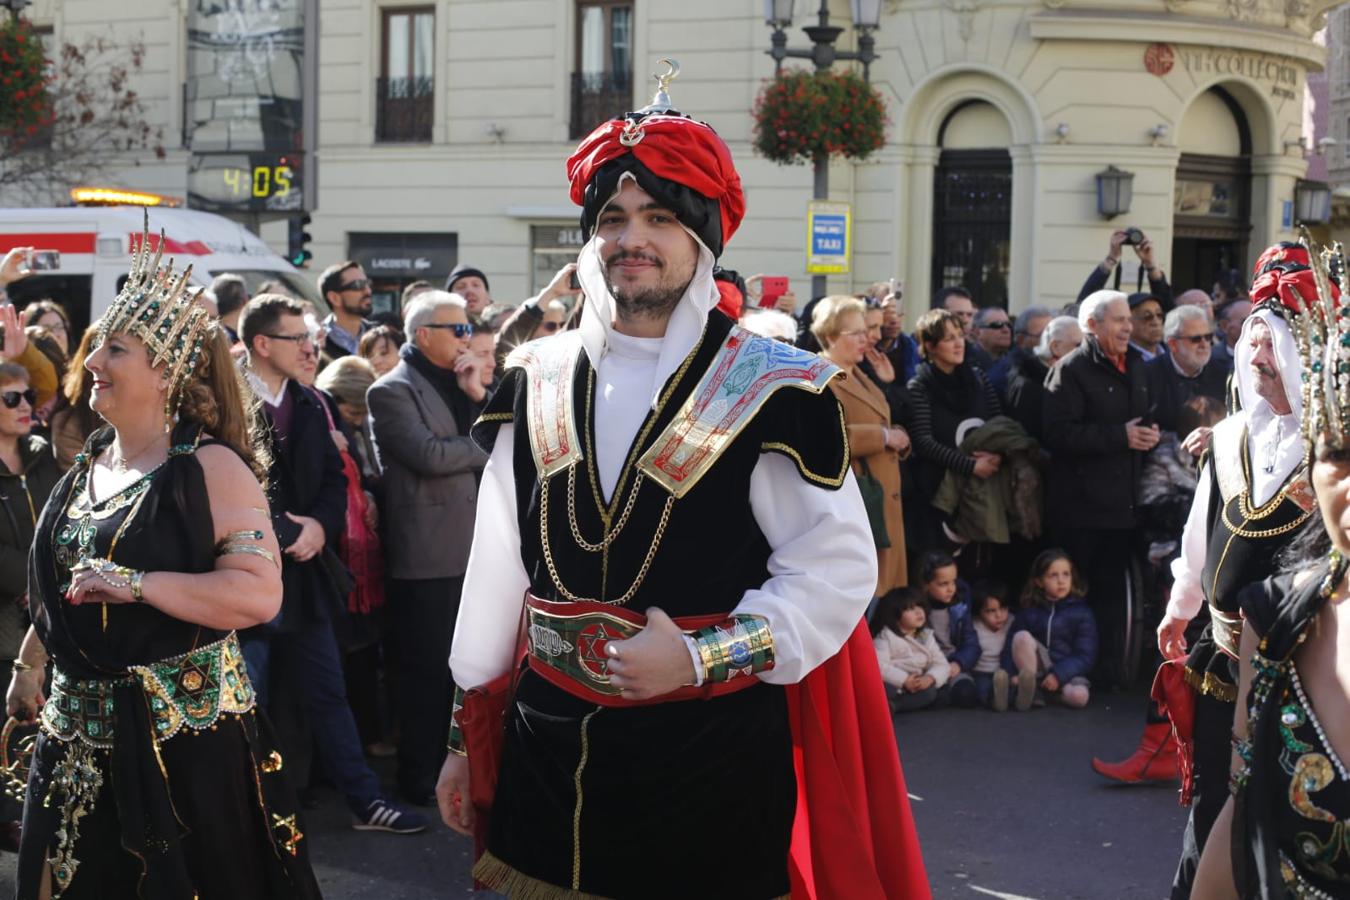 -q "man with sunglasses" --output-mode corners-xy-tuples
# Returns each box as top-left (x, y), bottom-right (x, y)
(1145, 305), (1231, 434)
(367, 290), (489, 806)
(318, 260), (375, 368)
(1128, 291), (1169, 361)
